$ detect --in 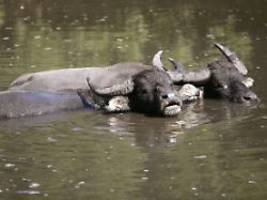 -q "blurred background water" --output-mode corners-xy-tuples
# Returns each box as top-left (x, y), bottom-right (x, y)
(0, 0), (267, 199)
